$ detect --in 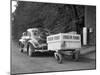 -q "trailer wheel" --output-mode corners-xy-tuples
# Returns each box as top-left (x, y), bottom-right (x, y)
(54, 53), (63, 64)
(28, 44), (34, 57)
(73, 50), (80, 61)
